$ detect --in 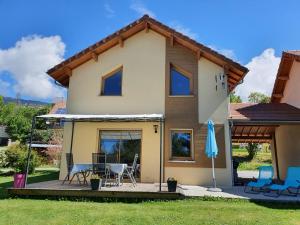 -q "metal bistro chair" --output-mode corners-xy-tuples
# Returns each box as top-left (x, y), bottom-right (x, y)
(62, 153), (83, 185)
(92, 152), (108, 185)
(122, 153), (138, 186)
